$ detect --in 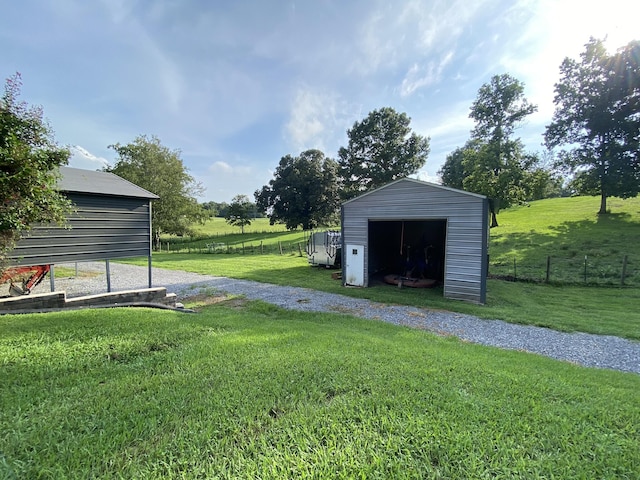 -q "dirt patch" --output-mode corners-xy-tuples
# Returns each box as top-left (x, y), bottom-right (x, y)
(187, 293), (249, 311)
